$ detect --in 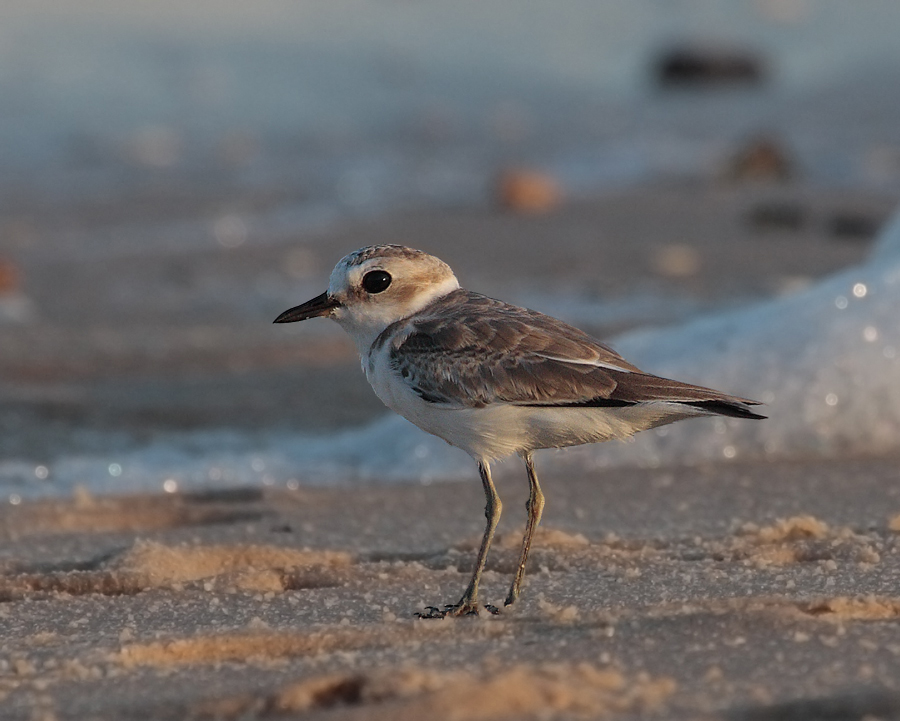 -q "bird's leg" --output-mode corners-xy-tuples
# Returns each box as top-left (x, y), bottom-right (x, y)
(505, 451), (544, 607)
(448, 461), (502, 616)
